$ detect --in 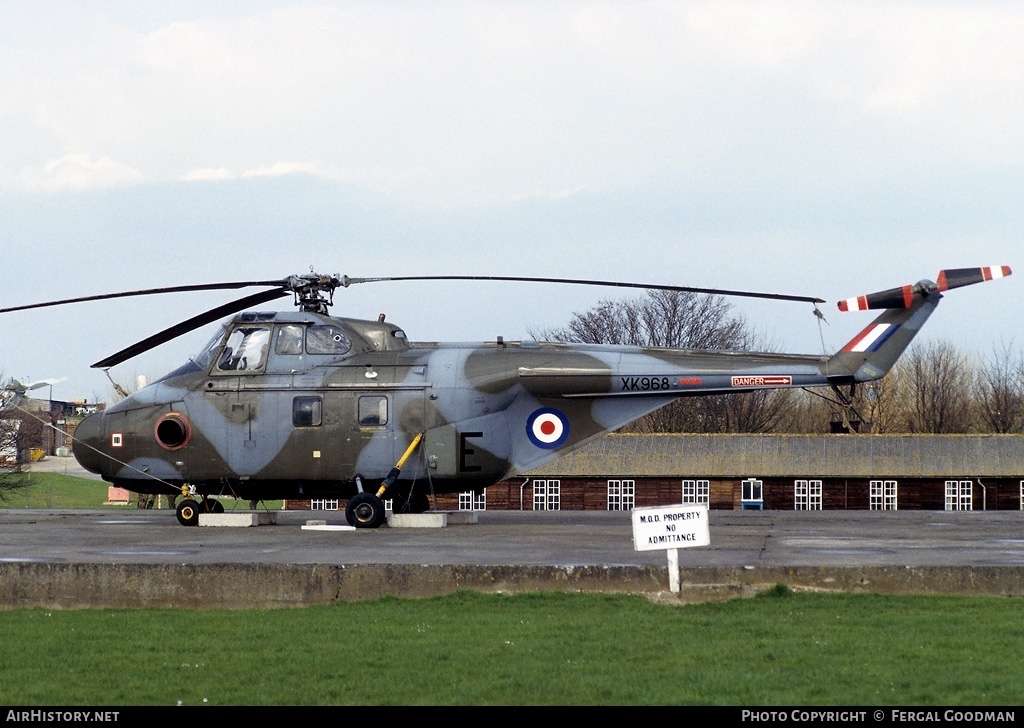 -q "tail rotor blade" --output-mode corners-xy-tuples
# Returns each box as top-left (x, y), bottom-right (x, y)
(838, 285), (916, 312)
(937, 266), (1012, 292)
